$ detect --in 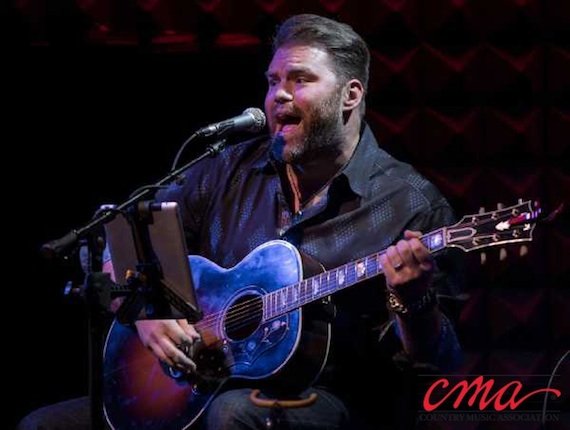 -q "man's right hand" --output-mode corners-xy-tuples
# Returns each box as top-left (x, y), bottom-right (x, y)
(135, 319), (201, 373)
